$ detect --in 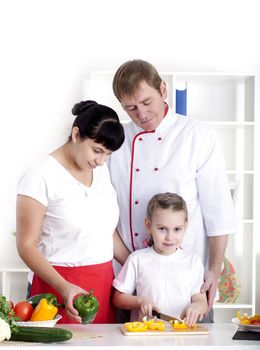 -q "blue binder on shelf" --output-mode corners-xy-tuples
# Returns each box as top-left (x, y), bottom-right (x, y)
(175, 83), (187, 115)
